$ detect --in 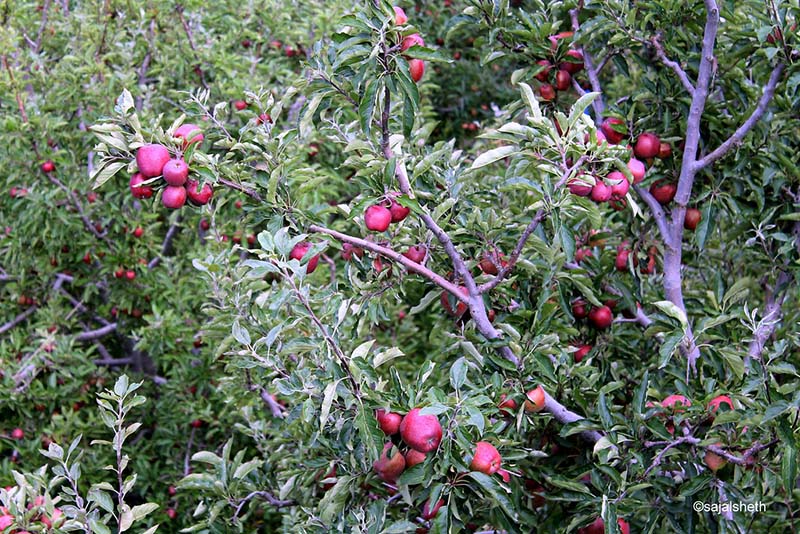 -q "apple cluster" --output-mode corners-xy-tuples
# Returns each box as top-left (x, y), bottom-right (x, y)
(534, 31), (585, 101)
(128, 124), (213, 210)
(393, 6), (425, 83)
